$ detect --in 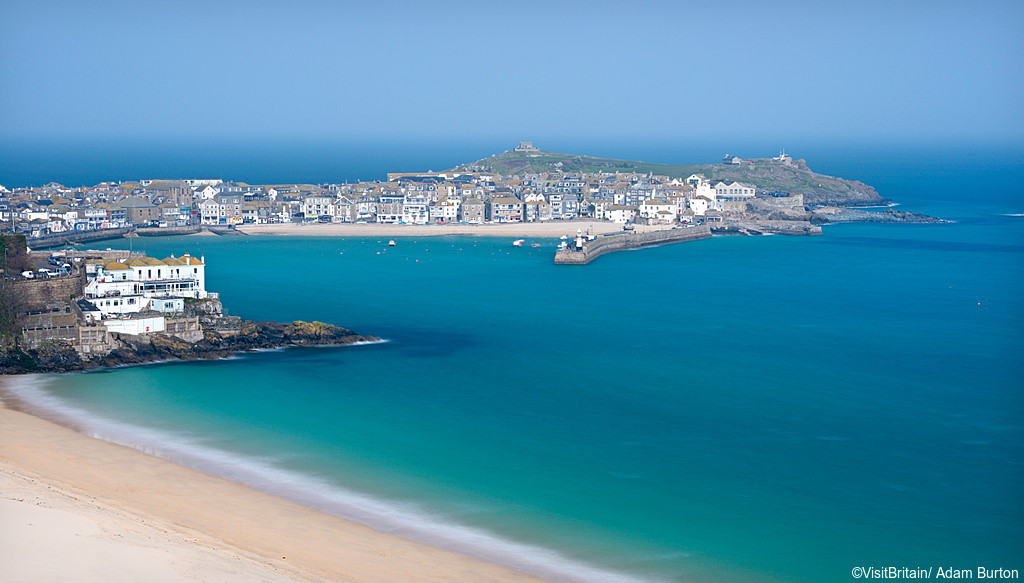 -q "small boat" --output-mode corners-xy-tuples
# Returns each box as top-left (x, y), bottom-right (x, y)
(388, 240), (396, 246)
(512, 239), (524, 247)
(531, 243), (541, 248)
